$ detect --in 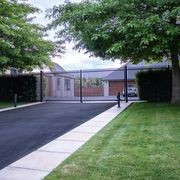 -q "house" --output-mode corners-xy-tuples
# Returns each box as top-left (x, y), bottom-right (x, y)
(41, 63), (75, 100)
(103, 61), (170, 96)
